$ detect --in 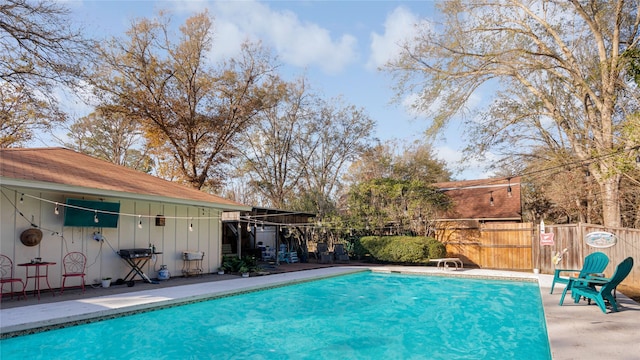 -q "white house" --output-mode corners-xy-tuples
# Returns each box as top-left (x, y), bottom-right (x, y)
(0, 147), (250, 289)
